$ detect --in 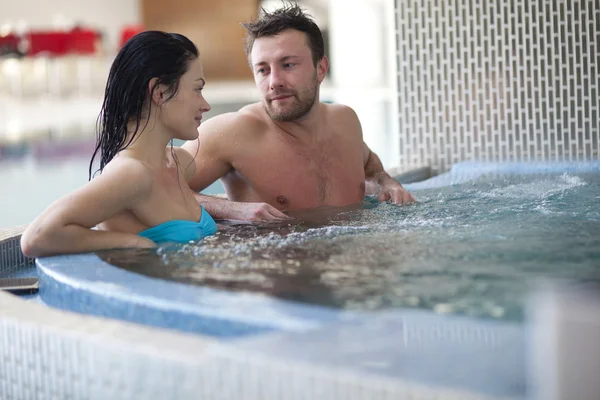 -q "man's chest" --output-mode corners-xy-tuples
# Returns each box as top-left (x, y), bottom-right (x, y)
(231, 139), (366, 209)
